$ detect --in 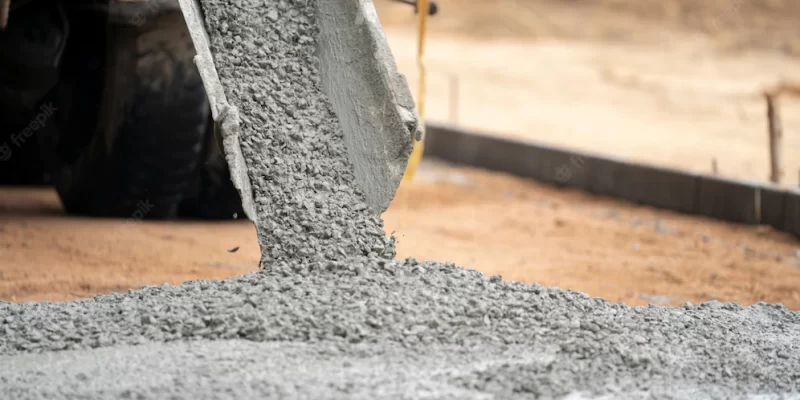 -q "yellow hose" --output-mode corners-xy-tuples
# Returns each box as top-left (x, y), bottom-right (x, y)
(402, 0), (429, 182)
